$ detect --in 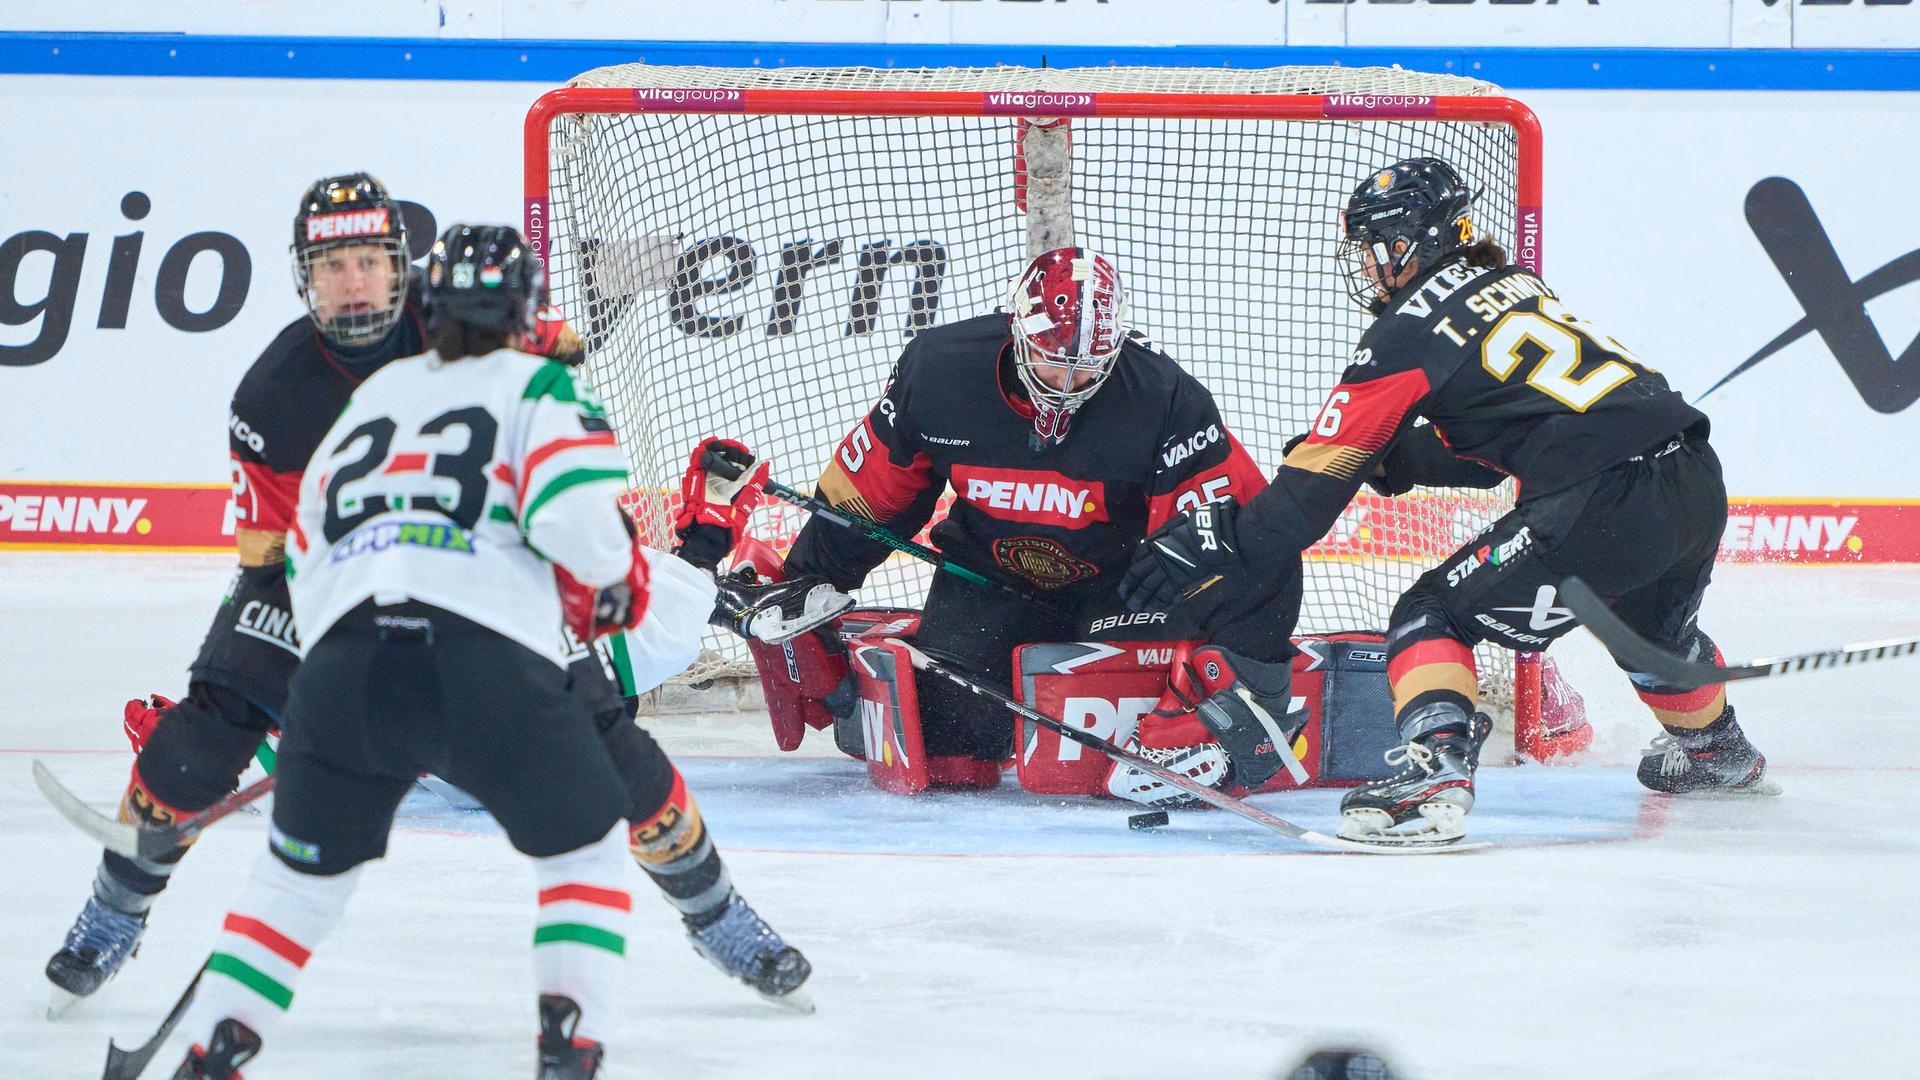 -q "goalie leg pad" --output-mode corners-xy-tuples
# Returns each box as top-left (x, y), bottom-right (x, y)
(746, 630), (852, 752)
